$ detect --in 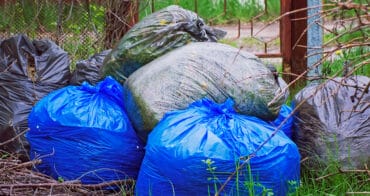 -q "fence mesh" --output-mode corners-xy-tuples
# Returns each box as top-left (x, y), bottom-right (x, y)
(0, 0), (283, 66)
(0, 0), (106, 66)
(140, 0), (281, 59)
